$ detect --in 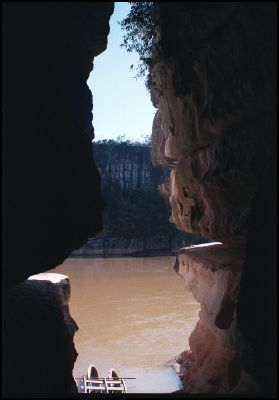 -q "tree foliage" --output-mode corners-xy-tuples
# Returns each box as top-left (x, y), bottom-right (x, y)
(96, 133), (151, 146)
(119, 2), (155, 90)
